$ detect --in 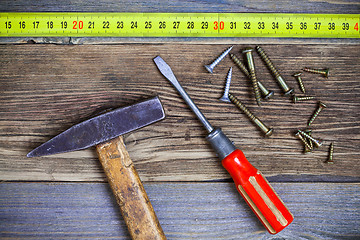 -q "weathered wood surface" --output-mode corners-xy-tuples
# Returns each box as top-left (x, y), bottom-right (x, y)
(1, 0), (358, 13)
(0, 44), (359, 182)
(0, 182), (359, 239)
